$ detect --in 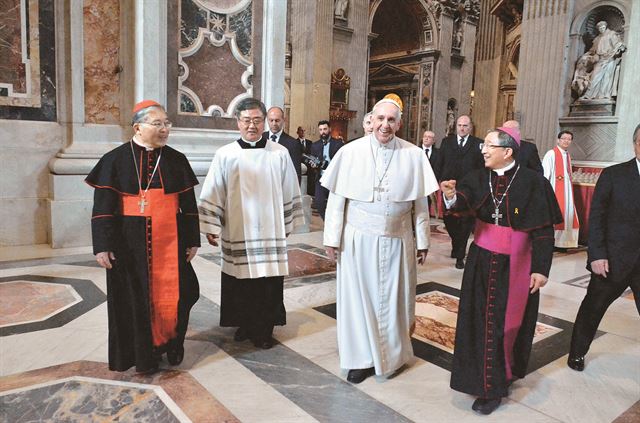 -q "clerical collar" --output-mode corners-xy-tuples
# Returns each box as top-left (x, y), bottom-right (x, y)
(238, 137), (266, 149)
(132, 136), (155, 151)
(493, 160), (516, 176)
